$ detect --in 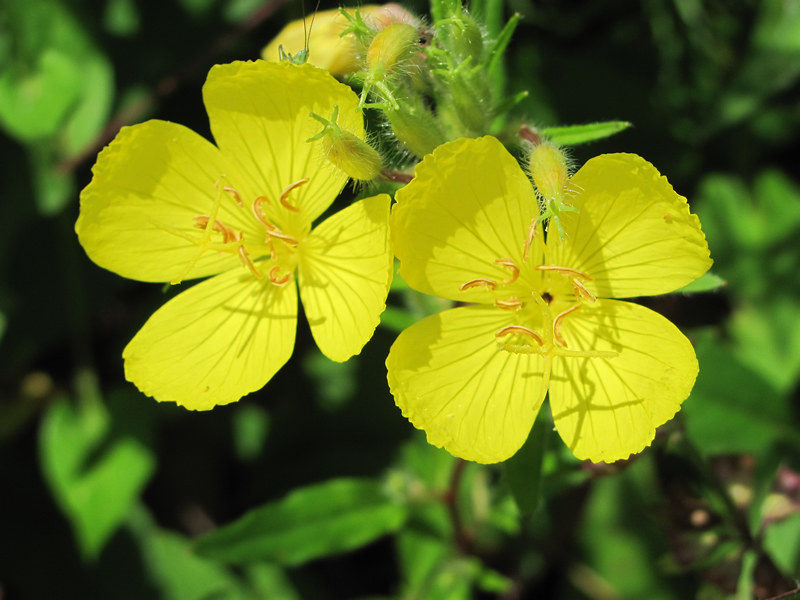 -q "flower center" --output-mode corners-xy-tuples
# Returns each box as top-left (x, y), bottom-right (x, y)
(457, 223), (616, 364)
(169, 177), (310, 286)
